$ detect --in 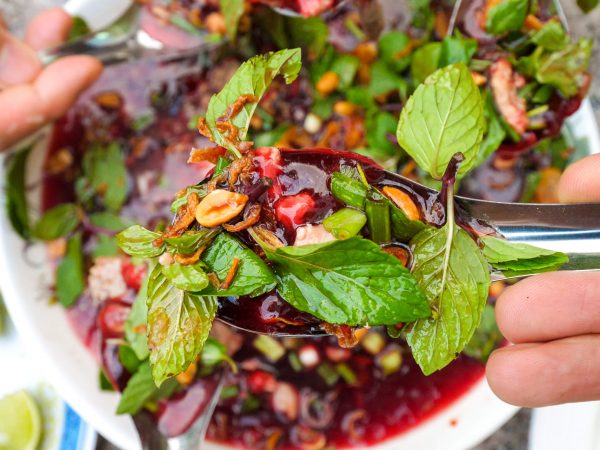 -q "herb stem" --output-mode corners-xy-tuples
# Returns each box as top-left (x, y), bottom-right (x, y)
(366, 190), (391, 244)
